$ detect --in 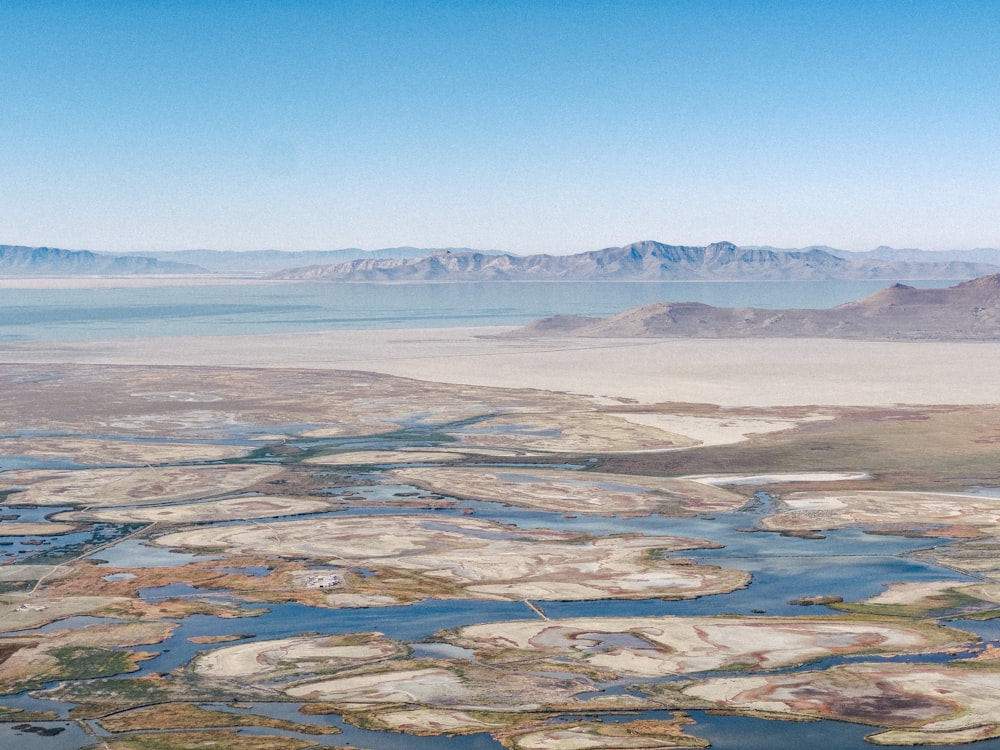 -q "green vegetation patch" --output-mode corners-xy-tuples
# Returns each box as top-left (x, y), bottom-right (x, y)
(49, 647), (141, 681)
(0, 644), (150, 696)
(56, 675), (236, 718)
(0, 706), (59, 721)
(833, 589), (999, 620)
